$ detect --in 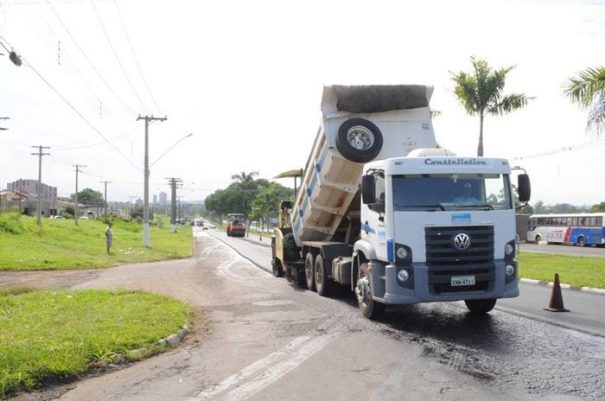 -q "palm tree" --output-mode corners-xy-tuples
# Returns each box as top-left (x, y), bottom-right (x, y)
(451, 57), (531, 156)
(230, 171), (259, 183)
(564, 66), (605, 134)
